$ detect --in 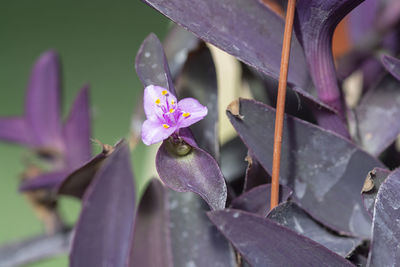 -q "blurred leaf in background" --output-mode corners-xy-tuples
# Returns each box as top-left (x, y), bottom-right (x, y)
(0, 1), (167, 266)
